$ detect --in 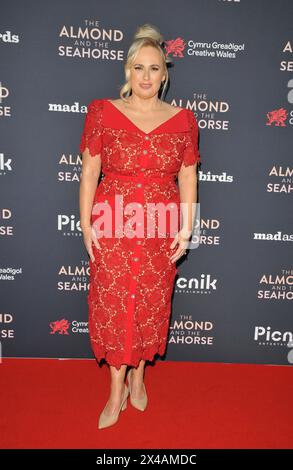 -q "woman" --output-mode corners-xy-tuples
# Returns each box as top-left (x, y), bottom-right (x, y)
(79, 23), (200, 429)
